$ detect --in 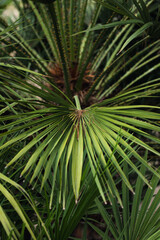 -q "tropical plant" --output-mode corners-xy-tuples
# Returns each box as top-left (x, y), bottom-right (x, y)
(91, 159), (160, 240)
(0, 0), (160, 238)
(94, 0), (160, 40)
(0, 160), (100, 240)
